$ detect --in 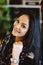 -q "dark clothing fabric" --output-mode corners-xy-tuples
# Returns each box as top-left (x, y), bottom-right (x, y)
(0, 33), (35, 65)
(19, 57), (36, 65)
